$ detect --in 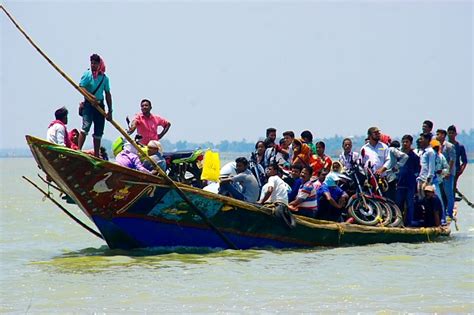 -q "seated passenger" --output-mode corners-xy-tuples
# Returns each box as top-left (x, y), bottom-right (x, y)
(315, 172), (348, 222)
(46, 106), (72, 147)
(292, 138), (313, 167)
(311, 141), (333, 177)
(219, 157), (259, 203)
(143, 140), (166, 171)
(68, 129), (80, 150)
(413, 185), (442, 227)
(284, 164), (303, 202)
(258, 164), (291, 205)
(288, 166), (318, 218)
(115, 143), (151, 173)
